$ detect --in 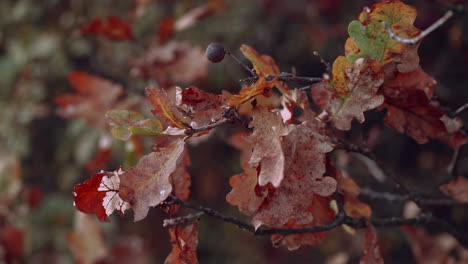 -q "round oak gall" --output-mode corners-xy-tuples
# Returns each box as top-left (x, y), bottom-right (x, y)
(206, 42), (226, 63)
